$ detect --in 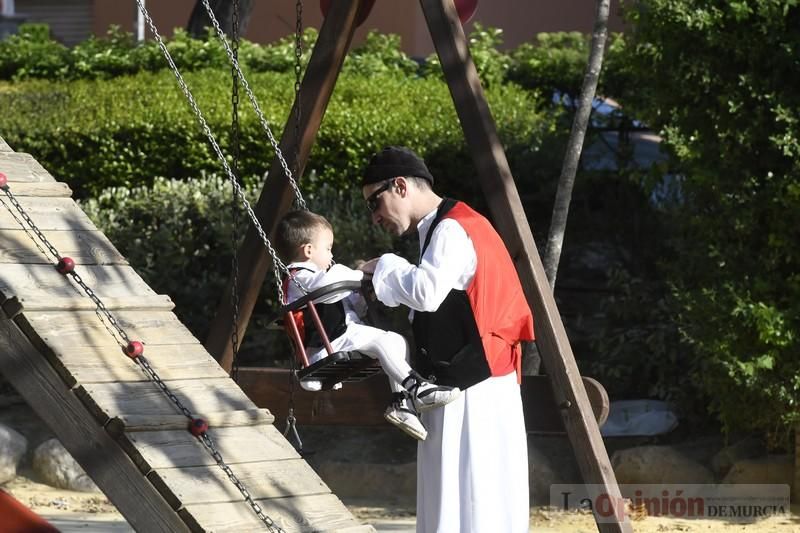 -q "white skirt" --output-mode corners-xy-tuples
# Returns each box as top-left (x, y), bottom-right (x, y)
(417, 371), (529, 533)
